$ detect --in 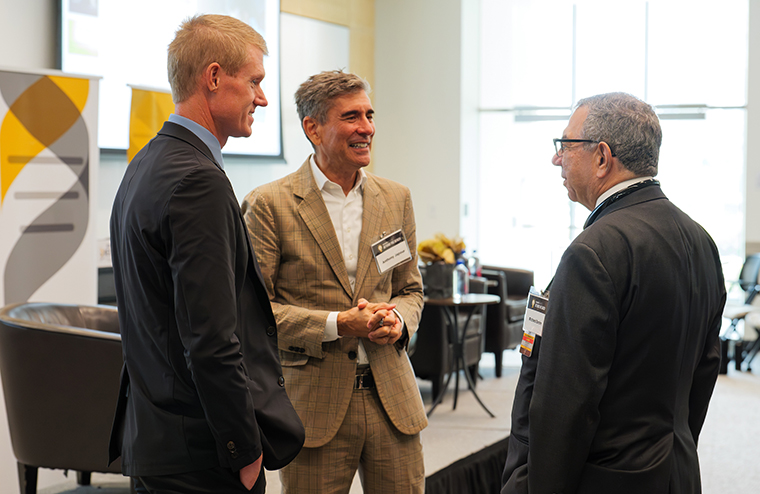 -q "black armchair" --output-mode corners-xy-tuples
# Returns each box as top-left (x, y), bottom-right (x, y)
(0, 302), (124, 494)
(480, 265), (534, 377)
(410, 277), (487, 402)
